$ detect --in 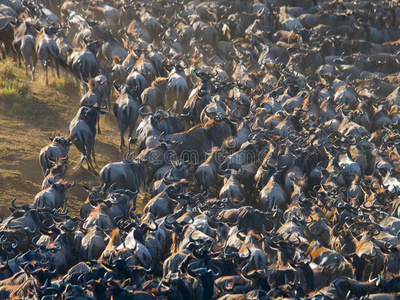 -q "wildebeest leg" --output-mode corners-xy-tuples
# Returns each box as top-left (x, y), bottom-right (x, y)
(46, 63), (49, 84)
(9, 44), (17, 62)
(120, 133), (125, 149)
(18, 54), (22, 68)
(86, 140), (98, 175)
(97, 115), (101, 134)
(107, 92), (111, 111)
(23, 52), (34, 80)
(31, 54), (37, 81)
(79, 72), (86, 94)
(92, 142), (97, 166)
(23, 54), (31, 76)
(73, 139), (86, 171)
(41, 60), (49, 84)
(55, 59), (60, 78)
(127, 119), (136, 148)
(0, 45), (5, 60)
(117, 117), (125, 149)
